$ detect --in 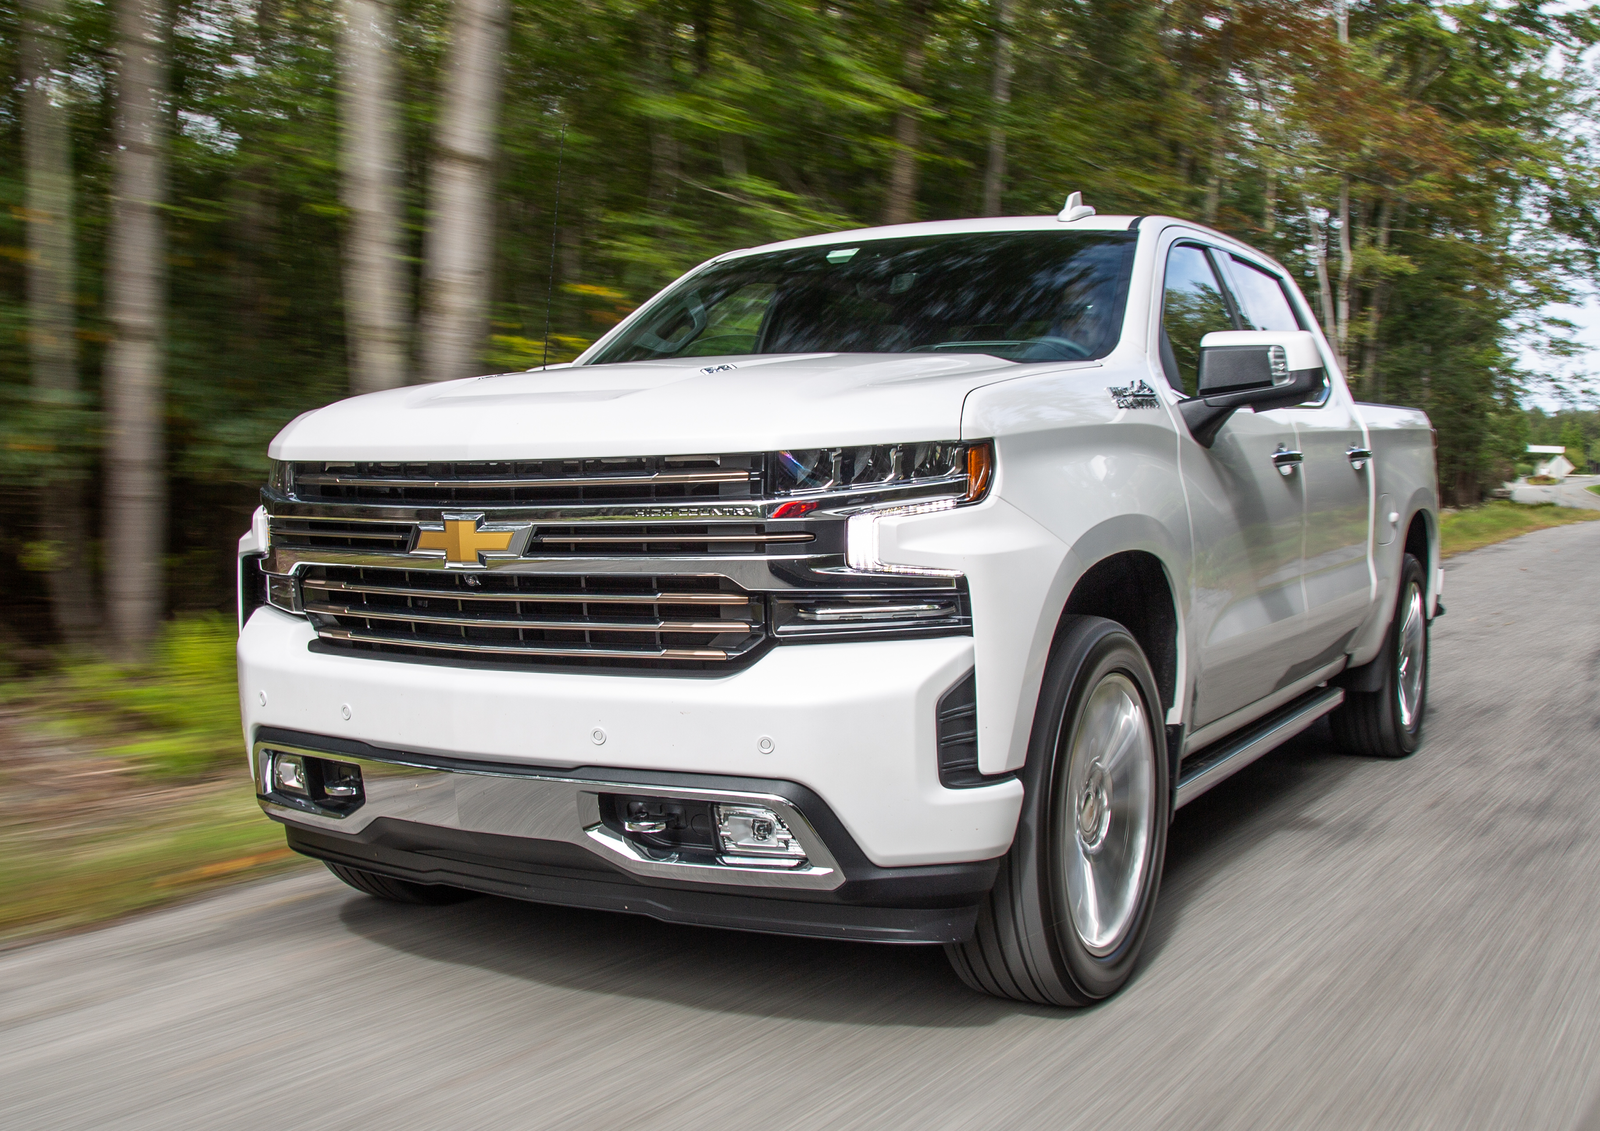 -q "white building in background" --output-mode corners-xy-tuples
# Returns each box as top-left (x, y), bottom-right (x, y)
(1528, 444), (1574, 478)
